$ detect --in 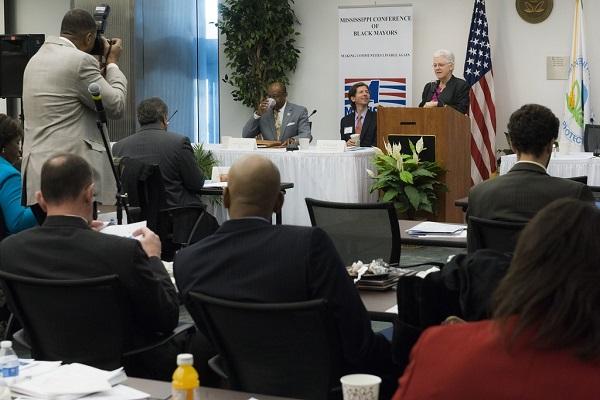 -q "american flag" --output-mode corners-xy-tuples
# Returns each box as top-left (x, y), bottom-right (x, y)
(464, 0), (496, 184)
